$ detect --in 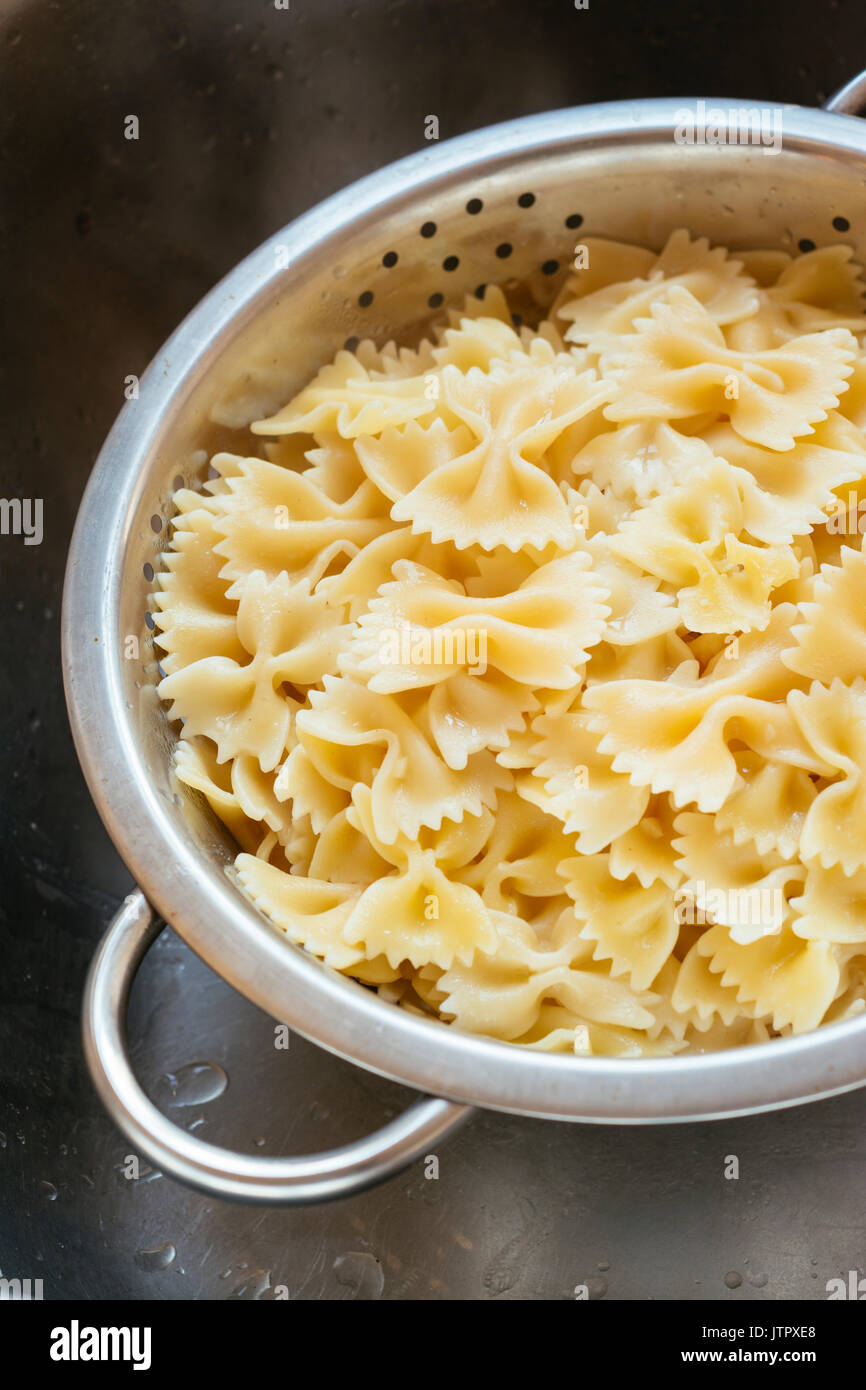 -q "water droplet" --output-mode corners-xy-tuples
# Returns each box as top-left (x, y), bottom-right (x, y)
(229, 1268), (272, 1300)
(484, 1266), (517, 1296)
(334, 1252), (384, 1300)
(0, 1131), (6, 1149)
(156, 1061), (228, 1107)
(135, 1242), (177, 1272)
(585, 1275), (608, 1299)
(40, 1181), (58, 1201)
(748, 1271), (768, 1288)
(724, 1271), (743, 1289)
(598, 1260), (611, 1272)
